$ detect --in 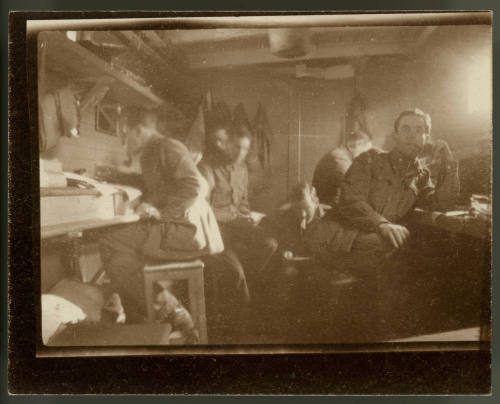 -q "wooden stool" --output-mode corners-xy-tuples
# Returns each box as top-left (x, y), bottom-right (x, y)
(143, 259), (207, 344)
